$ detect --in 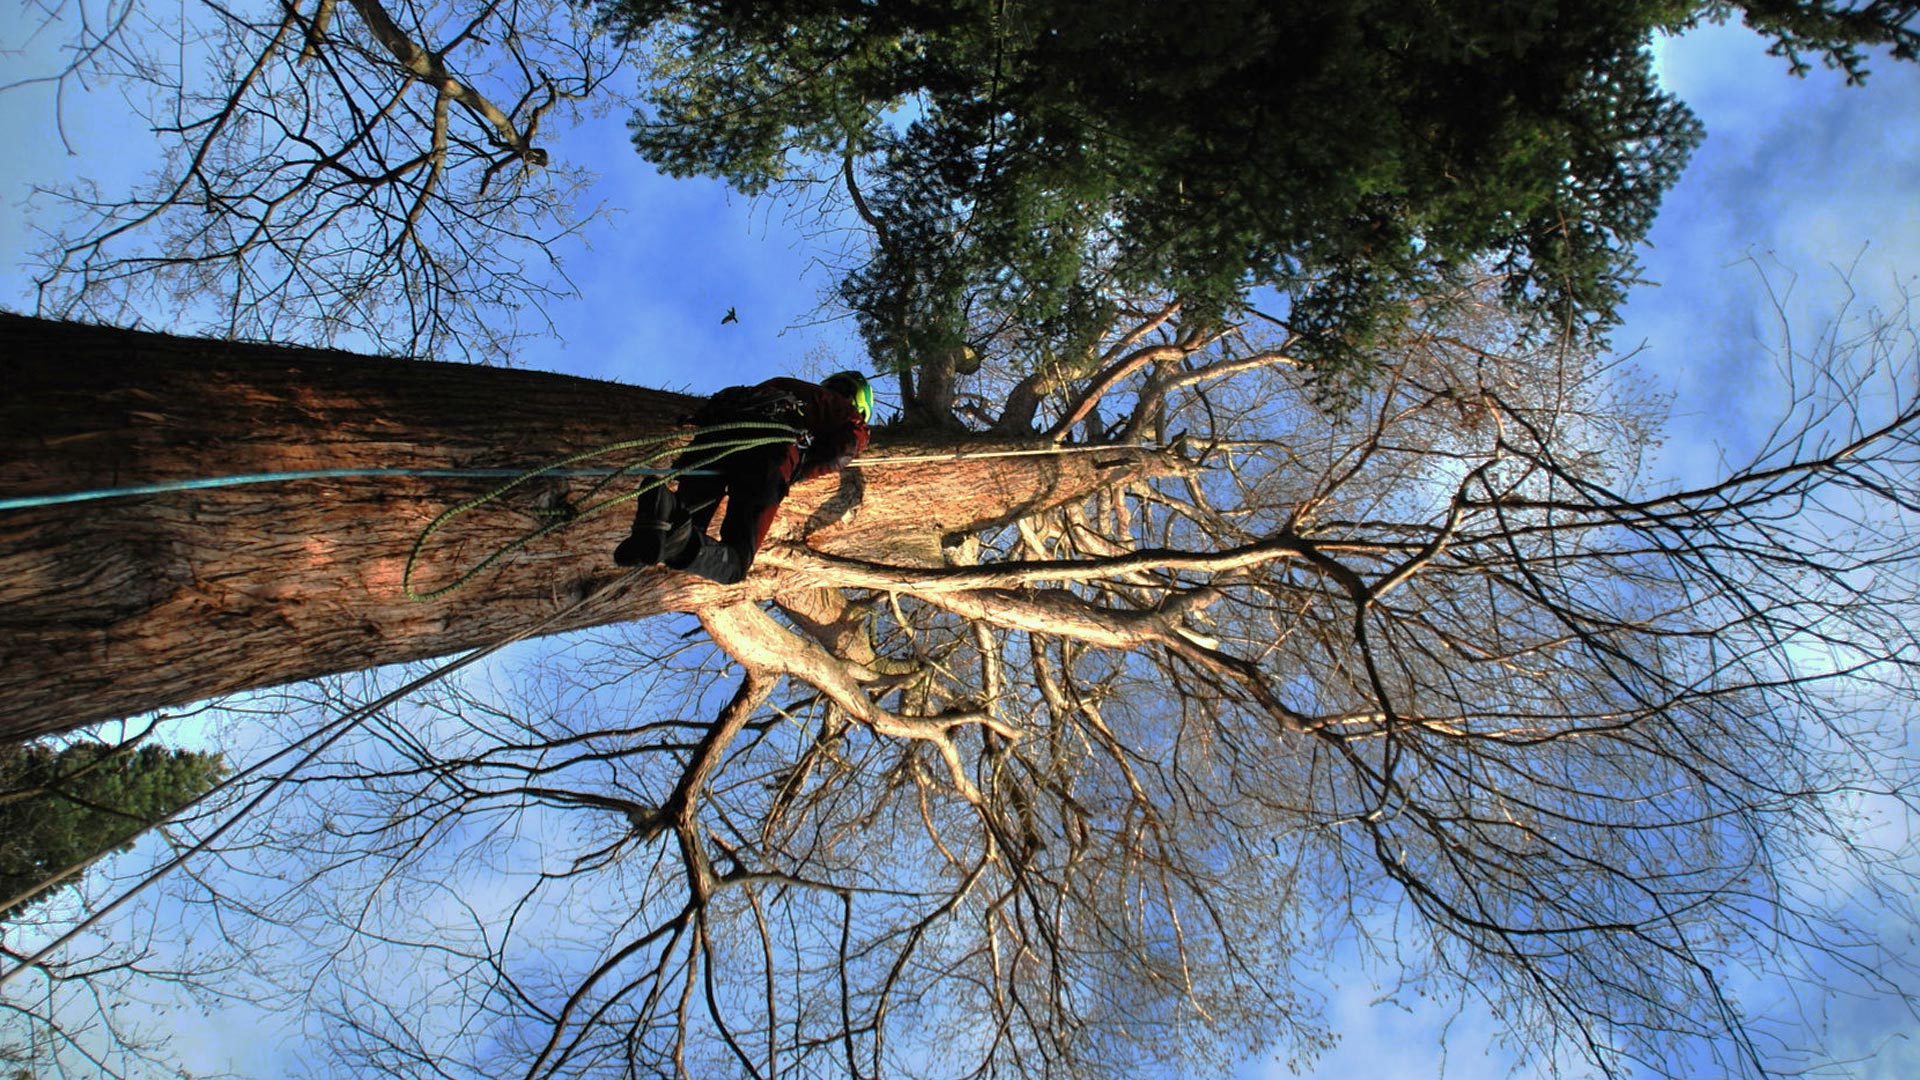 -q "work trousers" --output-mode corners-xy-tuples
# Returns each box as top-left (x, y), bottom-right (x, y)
(668, 436), (803, 583)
